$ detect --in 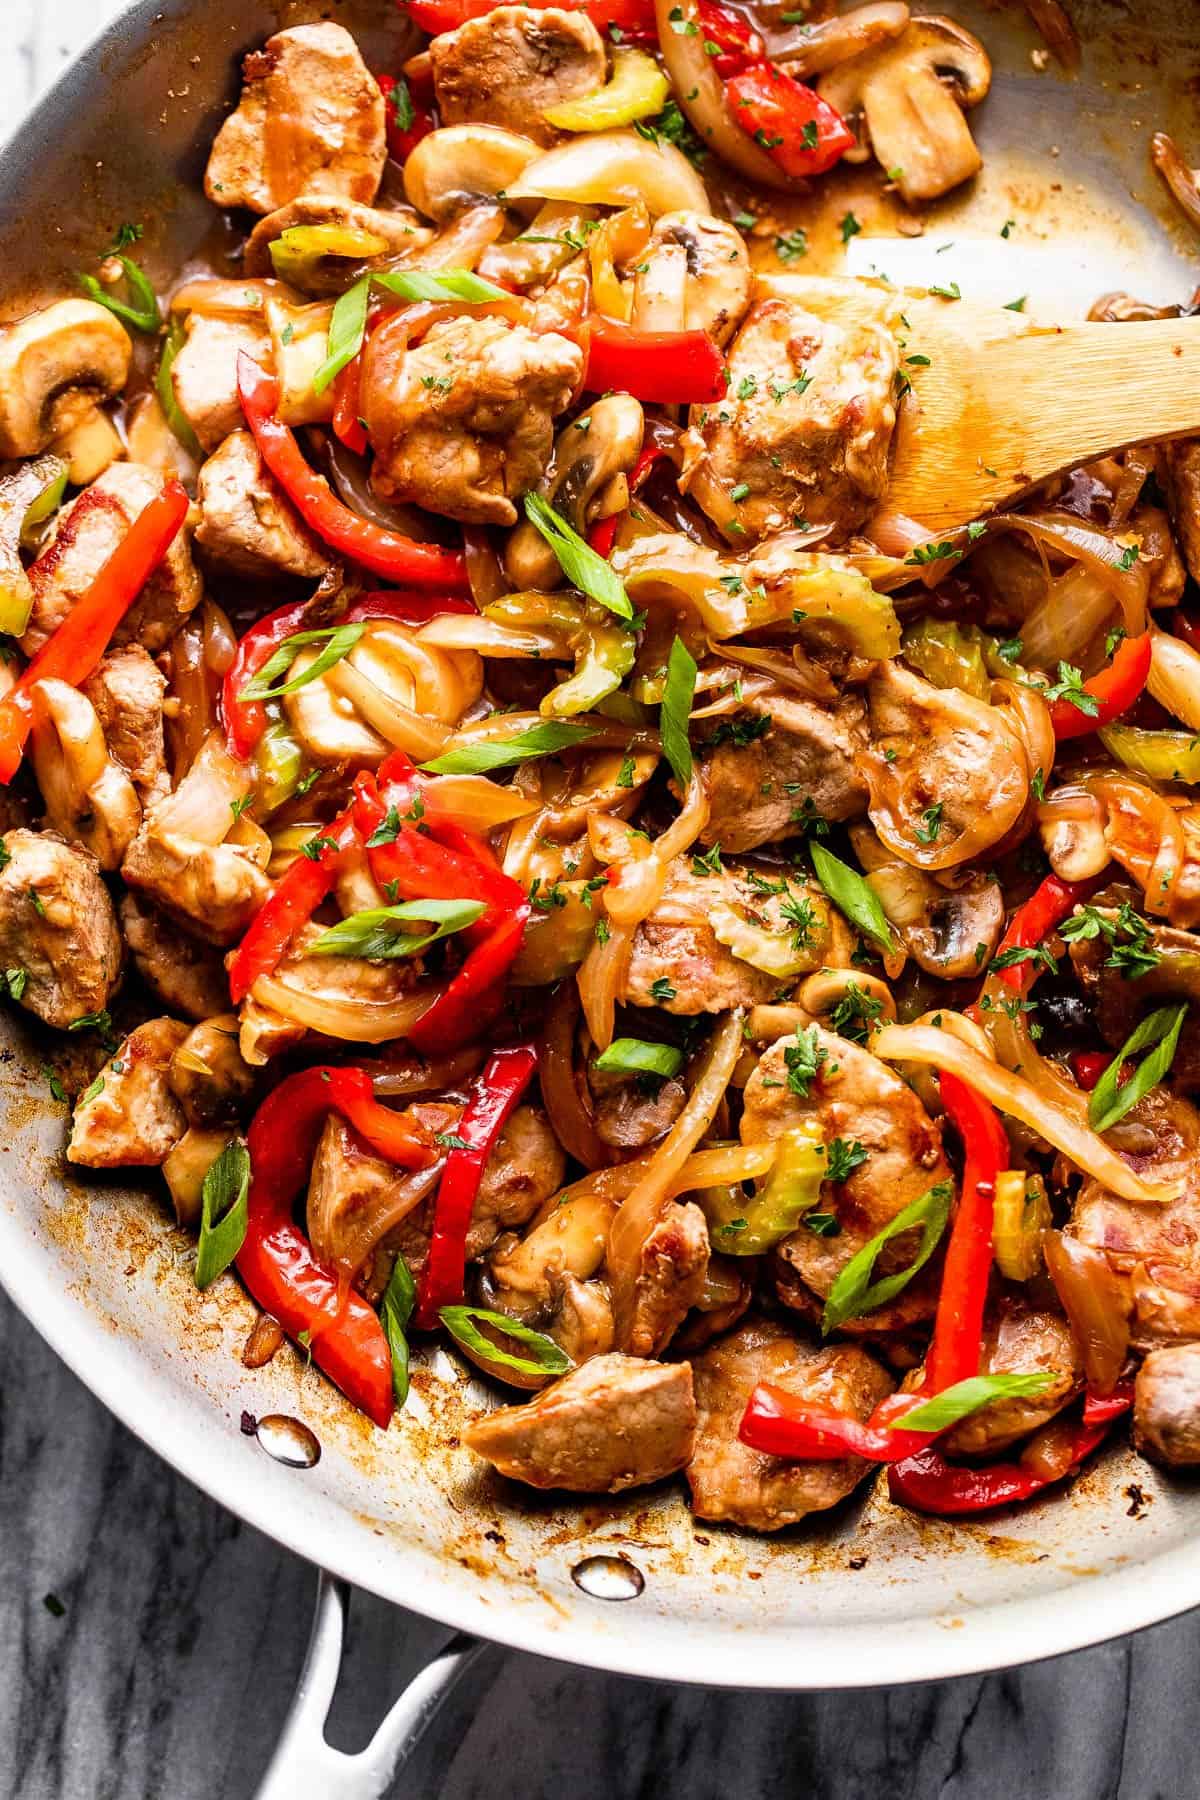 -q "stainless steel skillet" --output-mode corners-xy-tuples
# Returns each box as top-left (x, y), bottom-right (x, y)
(3, 2), (1200, 1793)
